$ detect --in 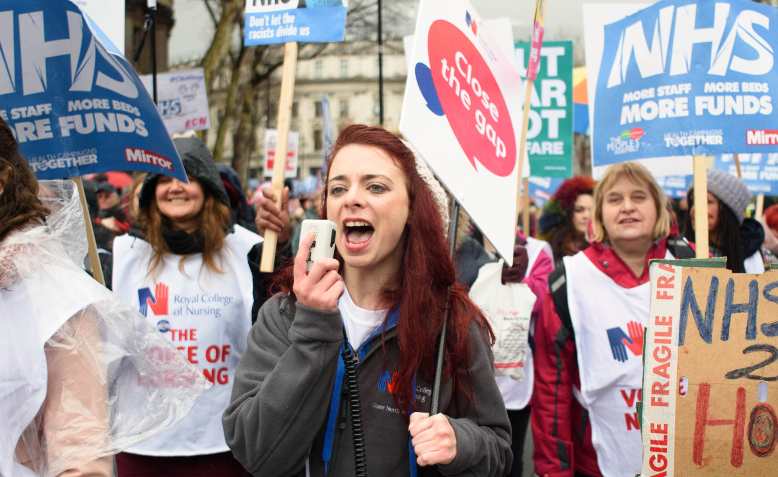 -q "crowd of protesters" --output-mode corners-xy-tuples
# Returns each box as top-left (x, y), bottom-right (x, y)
(4, 111), (778, 477)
